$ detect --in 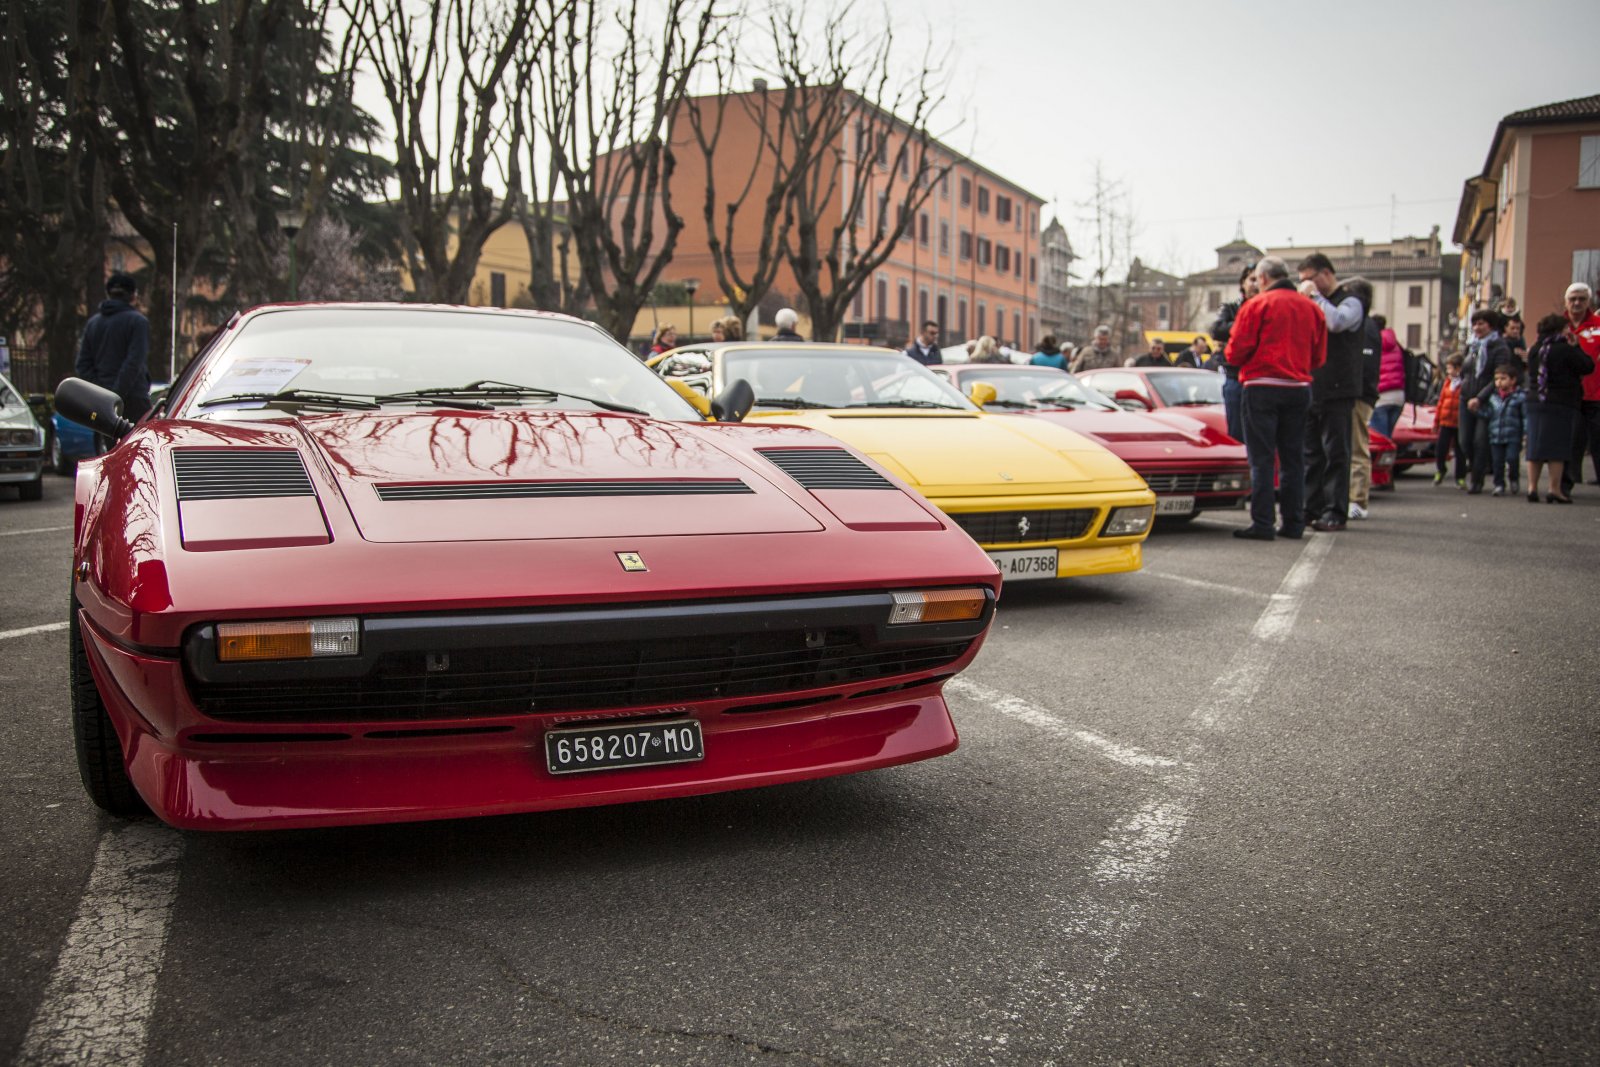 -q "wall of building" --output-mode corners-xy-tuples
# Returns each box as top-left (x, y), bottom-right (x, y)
(1522, 128), (1600, 317)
